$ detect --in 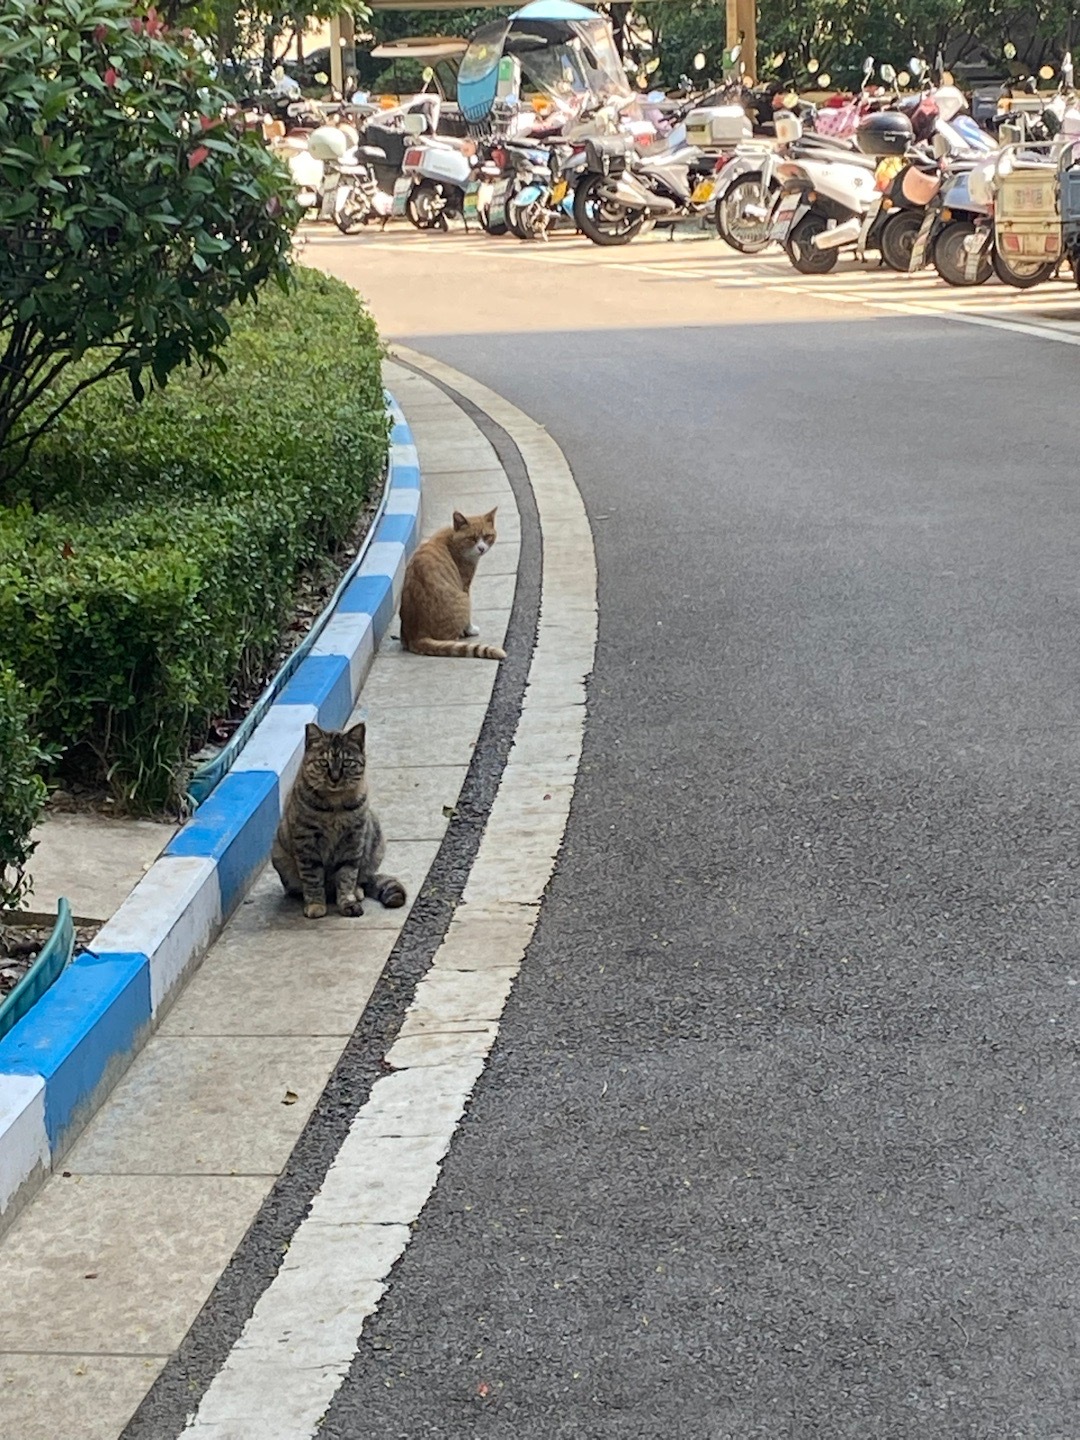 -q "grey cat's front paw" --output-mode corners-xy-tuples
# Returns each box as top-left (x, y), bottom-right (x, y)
(337, 896), (365, 918)
(303, 900), (327, 919)
(464, 623), (480, 637)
